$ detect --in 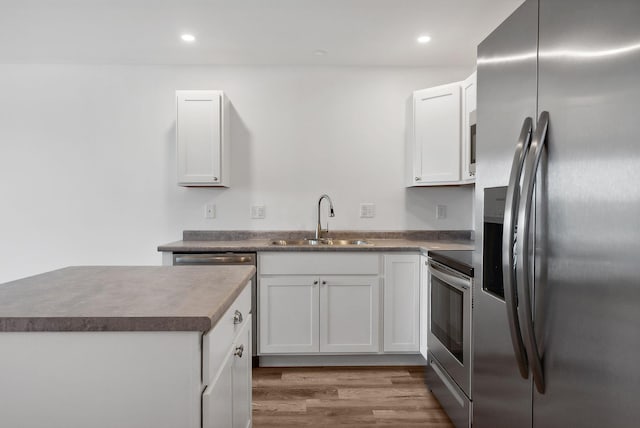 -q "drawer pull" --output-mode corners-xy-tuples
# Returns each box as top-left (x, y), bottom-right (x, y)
(233, 310), (243, 325)
(234, 345), (244, 358)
